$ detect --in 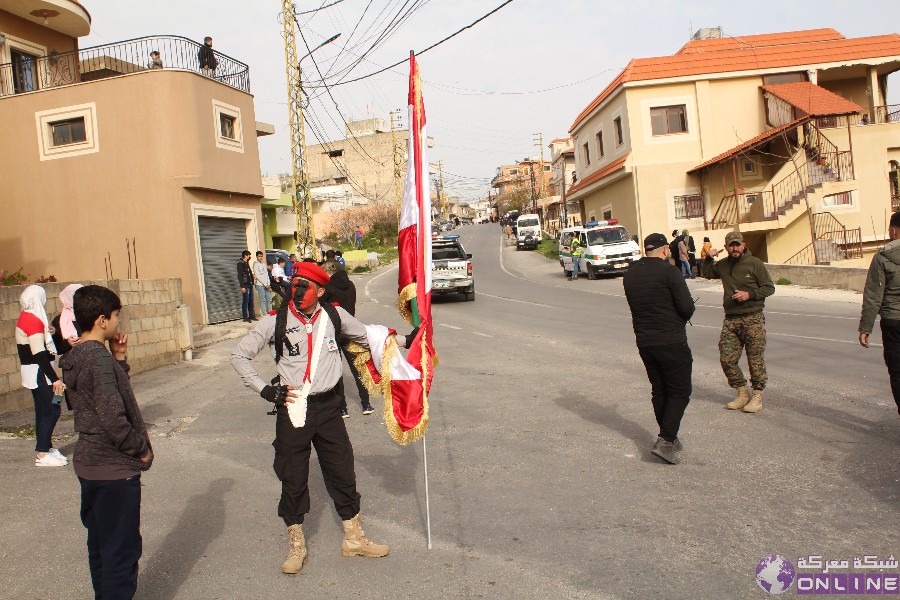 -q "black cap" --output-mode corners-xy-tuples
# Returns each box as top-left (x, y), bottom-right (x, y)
(643, 233), (668, 251)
